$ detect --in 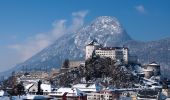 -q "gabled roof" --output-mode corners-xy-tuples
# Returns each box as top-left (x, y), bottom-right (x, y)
(51, 87), (86, 96)
(72, 83), (101, 92)
(25, 83), (51, 92)
(87, 39), (100, 46)
(41, 84), (51, 92)
(67, 88), (86, 96)
(25, 83), (35, 90)
(148, 62), (160, 66)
